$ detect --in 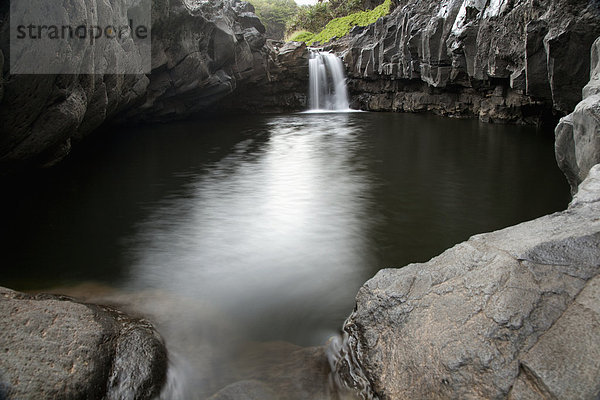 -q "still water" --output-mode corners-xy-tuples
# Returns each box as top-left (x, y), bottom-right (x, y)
(0, 112), (570, 396)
